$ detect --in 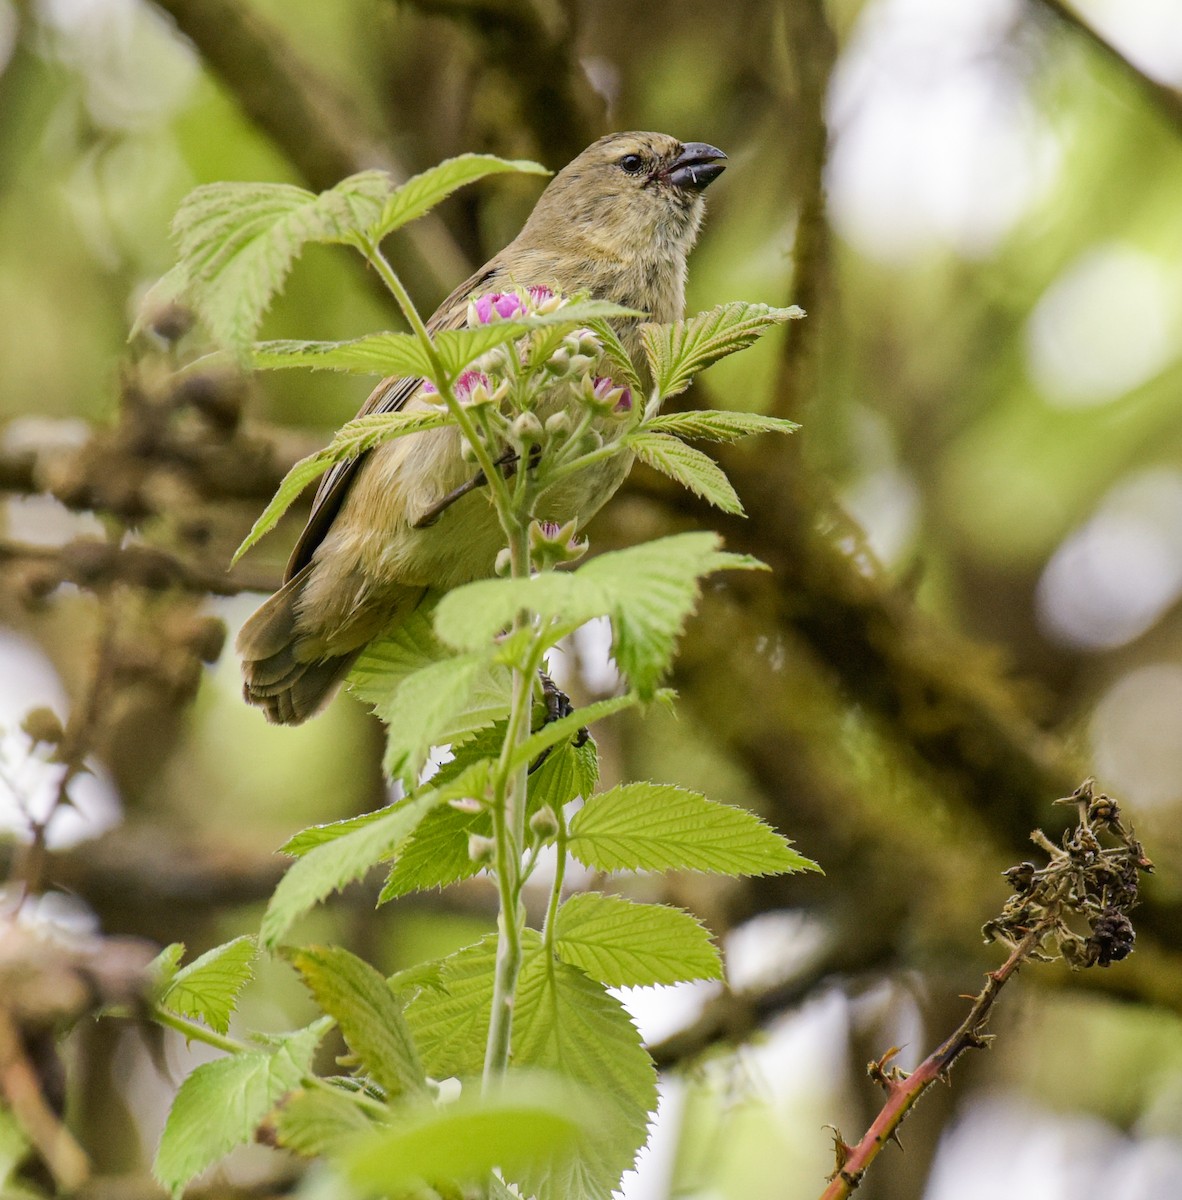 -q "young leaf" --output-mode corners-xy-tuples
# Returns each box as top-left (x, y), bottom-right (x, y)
(251, 332), (434, 377)
(643, 410), (800, 443)
(553, 894), (721, 987)
(343, 1076), (583, 1195)
(369, 153), (550, 242)
(569, 783), (818, 876)
(261, 791), (444, 948)
(433, 572), (593, 652)
(148, 942), (186, 992)
(379, 652), (511, 784)
(642, 302), (804, 399)
(284, 945), (428, 1100)
(160, 936), (256, 1035)
(624, 431), (744, 514)
(588, 318), (644, 392)
(154, 1021), (325, 1197)
(576, 532), (766, 700)
(378, 799), (487, 903)
(279, 806), (397, 858)
(269, 1086), (376, 1157)
(172, 172), (393, 354)
(232, 410), (451, 564)
(509, 956), (656, 1200)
